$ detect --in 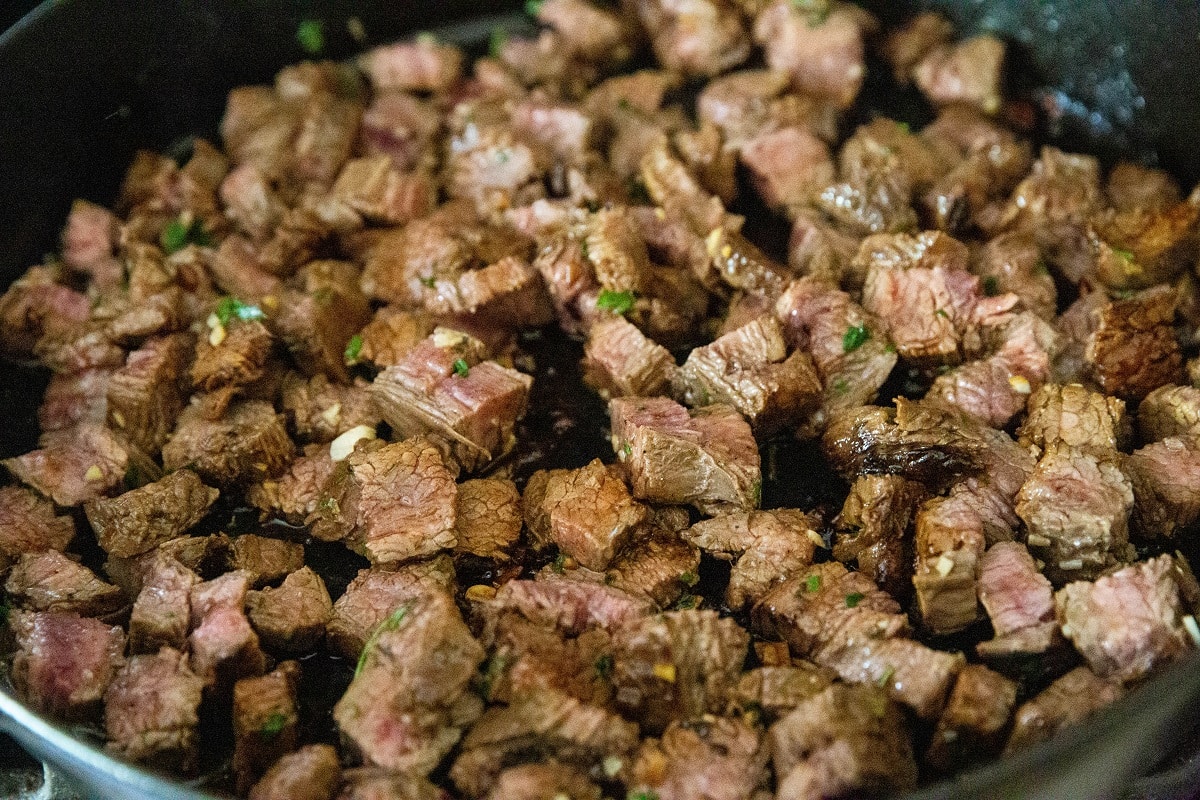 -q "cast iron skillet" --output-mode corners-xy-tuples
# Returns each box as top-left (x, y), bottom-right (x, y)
(2, 2), (1200, 798)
